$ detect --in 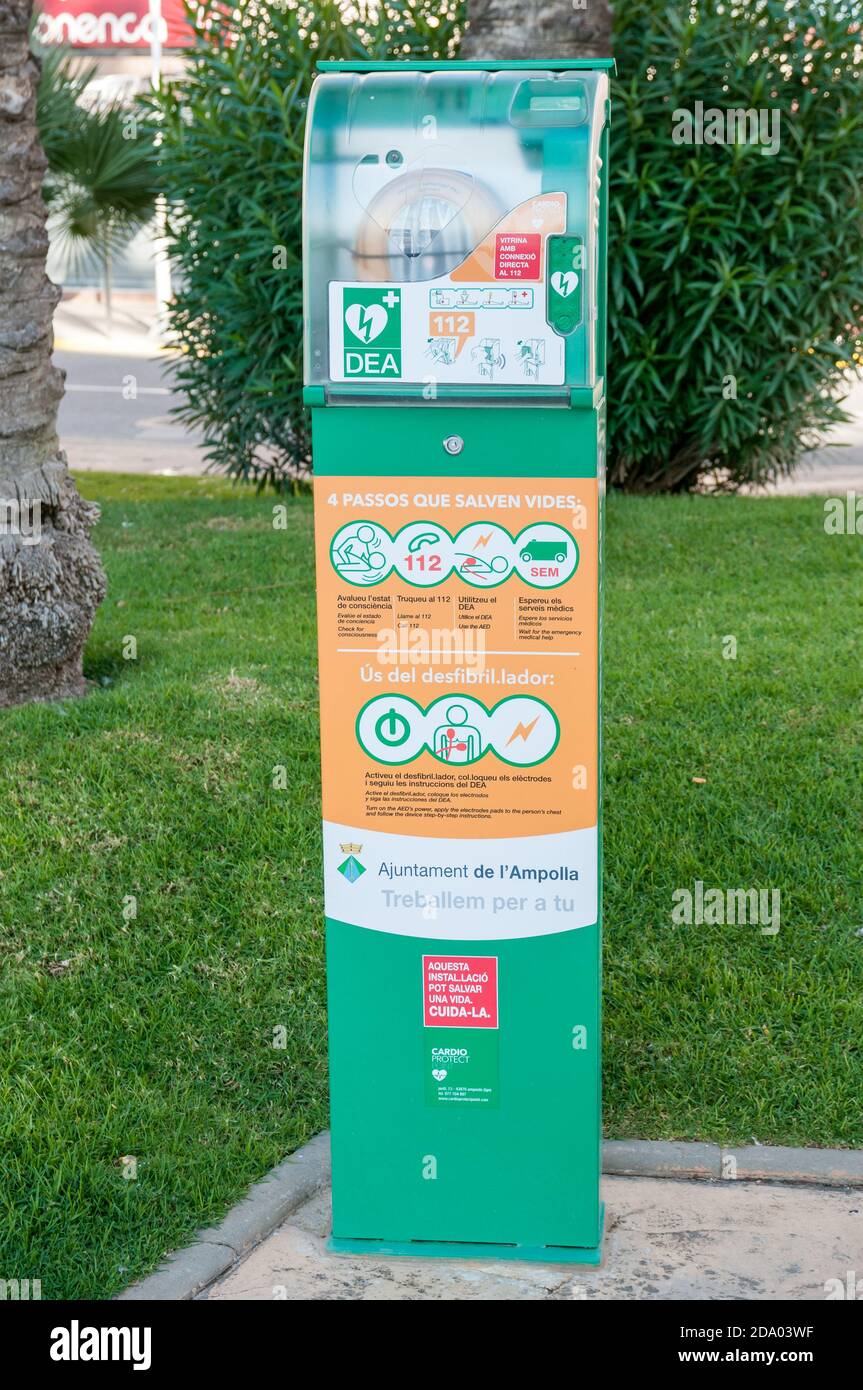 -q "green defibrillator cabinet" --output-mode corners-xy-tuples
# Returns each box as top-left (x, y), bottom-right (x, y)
(304, 58), (611, 1263)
